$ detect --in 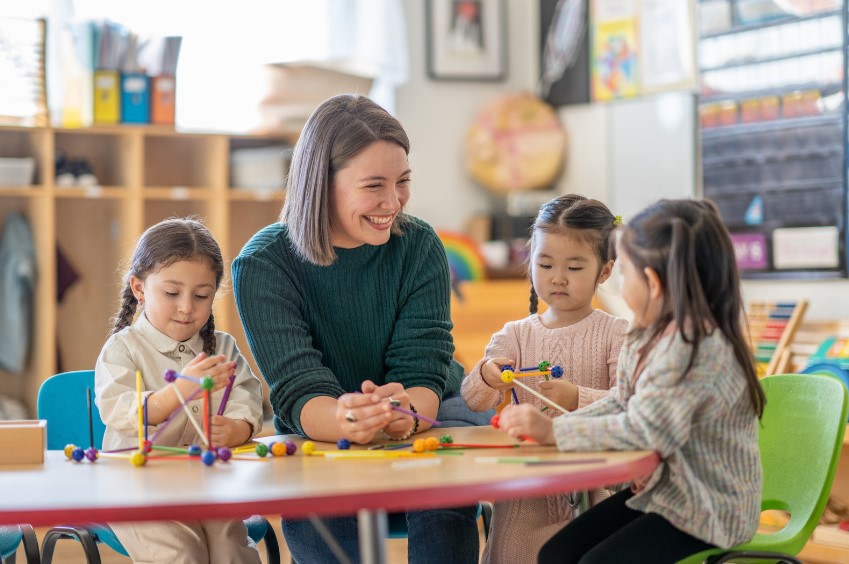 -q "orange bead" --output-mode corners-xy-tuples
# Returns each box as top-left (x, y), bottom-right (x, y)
(412, 438), (426, 453)
(424, 437), (439, 451)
